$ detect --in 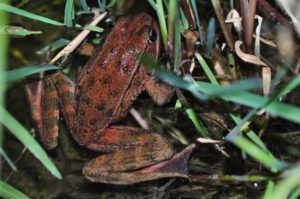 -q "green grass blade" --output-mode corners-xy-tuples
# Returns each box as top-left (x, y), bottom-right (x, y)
(147, 0), (156, 10)
(198, 81), (300, 124)
(145, 54), (300, 124)
(205, 18), (216, 57)
(191, 0), (204, 45)
(36, 39), (70, 55)
(262, 181), (275, 199)
(80, 0), (91, 13)
(226, 134), (288, 171)
(64, 0), (74, 27)
(289, 187), (300, 199)
(0, 180), (30, 199)
(0, 65), (59, 82)
(107, 0), (117, 8)
(268, 164), (300, 199)
(174, 3), (181, 71)
(0, 0), (9, 177)
(186, 108), (209, 137)
(179, 8), (189, 30)
(84, 25), (104, 33)
(195, 52), (269, 151)
(97, 0), (106, 12)
(204, 79), (261, 98)
(195, 52), (218, 85)
(0, 147), (16, 171)
(0, 25), (42, 36)
(0, 3), (65, 26)
(155, 0), (167, 49)
(0, 106), (62, 179)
